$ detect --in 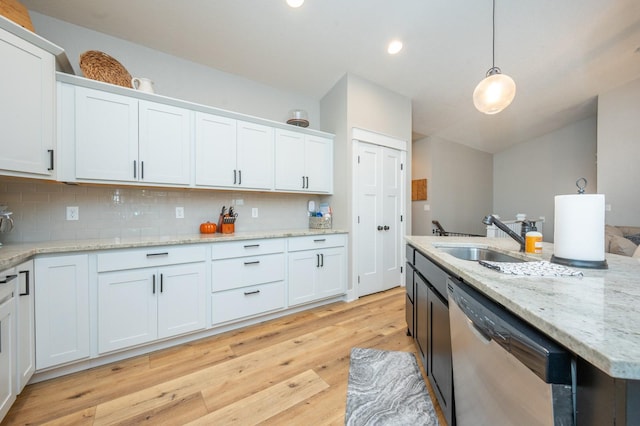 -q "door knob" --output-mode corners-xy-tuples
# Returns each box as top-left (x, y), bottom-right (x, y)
(377, 226), (383, 231)
(384, 225), (390, 231)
